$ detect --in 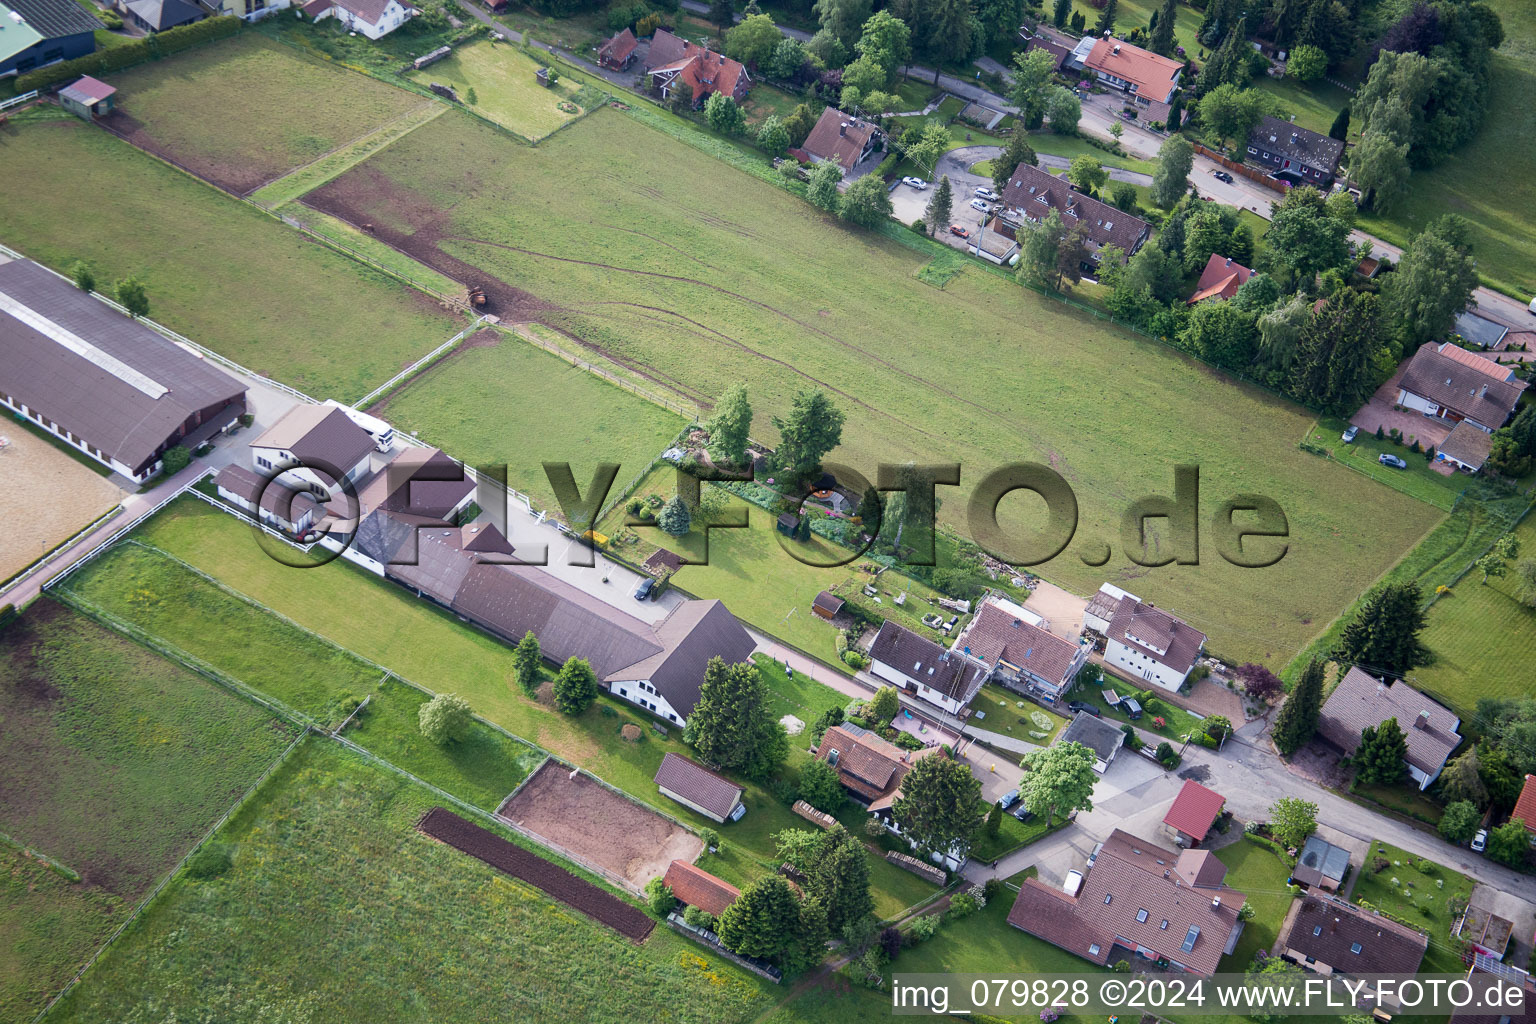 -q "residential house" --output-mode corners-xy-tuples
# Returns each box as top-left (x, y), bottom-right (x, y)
(0, 0), (100, 77)
(1083, 583), (1206, 691)
(952, 594), (1088, 700)
(654, 752), (744, 823)
(1083, 35), (1183, 112)
(1162, 779), (1225, 848)
(301, 0), (412, 40)
(1437, 420), (1496, 474)
(1277, 893), (1428, 976)
(123, 0), (202, 32)
(1316, 666), (1462, 790)
(999, 162), (1151, 268)
(799, 107), (884, 177)
(1006, 829), (1247, 975)
(1188, 254), (1254, 304)
(597, 27), (637, 70)
(1513, 775), (1536, 844)
(1246, 115), (1344, 186)
(1061, 711), (1126, 774)
(1453, 311), (1510, 350)
(661, 859), (739, 919)
(214, 463), (326, 536)
(1082, 582), (1134, 633)
(1455, 900), (1514, 959)
(1450, 954), (1530, 1024)
(1397, 342), (1527, 433)
(249, 403), (378, 499)
(645, 29), (749, 108)
(1290, 835), (1351, 893)
(57, 75), (115, 120)
(868, 620), (985, 716)
(813, 725), (956, 868)
(0, 256), (245, 483)
(1022, 25), (1079, 71)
